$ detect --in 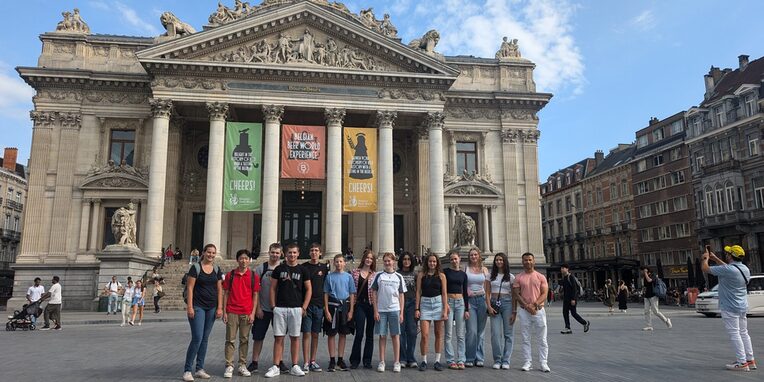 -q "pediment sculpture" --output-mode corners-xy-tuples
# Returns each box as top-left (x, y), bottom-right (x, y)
(443, 170), (501, 197)
(495, 36), (521, 60)
(207, 27), (392, 71)
(81, 160), (149, 190)
(54, 8), (90, 34)
(88, 160), (148, 179)
(111, 202), (138, 246)
(160, 12), (196, 38)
